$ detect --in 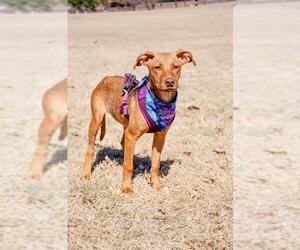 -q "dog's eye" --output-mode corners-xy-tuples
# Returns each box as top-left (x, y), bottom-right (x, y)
(173, 65), (180, 70)
(154, 66), (161, 71)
